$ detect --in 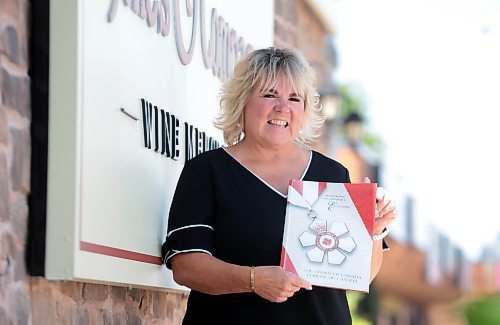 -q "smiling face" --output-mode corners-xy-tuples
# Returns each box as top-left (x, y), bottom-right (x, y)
(243, 76), (305, 149)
